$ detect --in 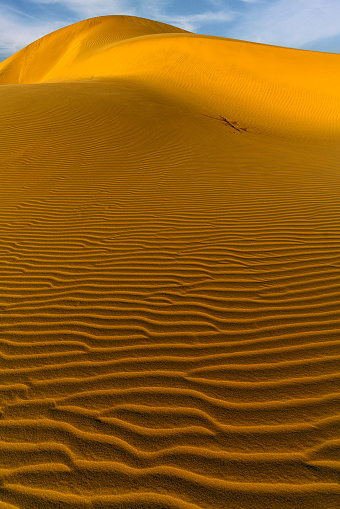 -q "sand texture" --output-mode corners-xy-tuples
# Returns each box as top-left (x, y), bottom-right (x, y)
(0, 15), (340, 509)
